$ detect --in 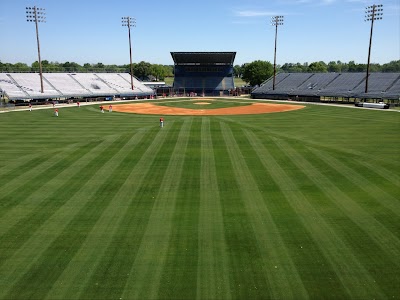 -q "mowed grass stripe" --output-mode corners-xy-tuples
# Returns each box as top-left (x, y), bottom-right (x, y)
(217, 111), (399, 168)
(308, 146), (400, 218)
(0, 137), (118, 236)
(211, 120), (271, 298)
(0, 153), (49, 182)
(244, 130), (386, 299)
(196, 117), (231, 300)
(157, 118), (201, 299)
(237, 128), (348, 298)
(0, 134), (130, 267)
(220, 122), (308, 299)
(0, 139), (101, 213)
(354, 158), (400, 189)
(122, 118), (192, 300)
(0, 132), (146, 299)
(77, 121), (183, 300)
(274, 138), (400, 263)
(44, 124), (174, 300)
